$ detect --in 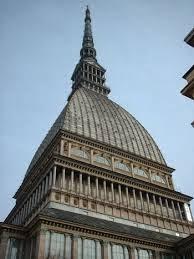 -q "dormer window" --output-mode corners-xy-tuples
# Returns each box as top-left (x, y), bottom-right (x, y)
(133, 167), (148, 178)
(94, 154), (110, 166)
(151, 173), (166, 184)
(115, 161), (131, 172)
(71, 146), (89, 160)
